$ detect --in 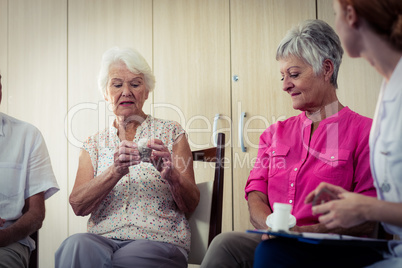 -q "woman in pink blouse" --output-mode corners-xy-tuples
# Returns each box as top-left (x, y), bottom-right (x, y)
(253, 0), (402, 267)
(201, 19), (377, 268)
(55, 47), (199, 268)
